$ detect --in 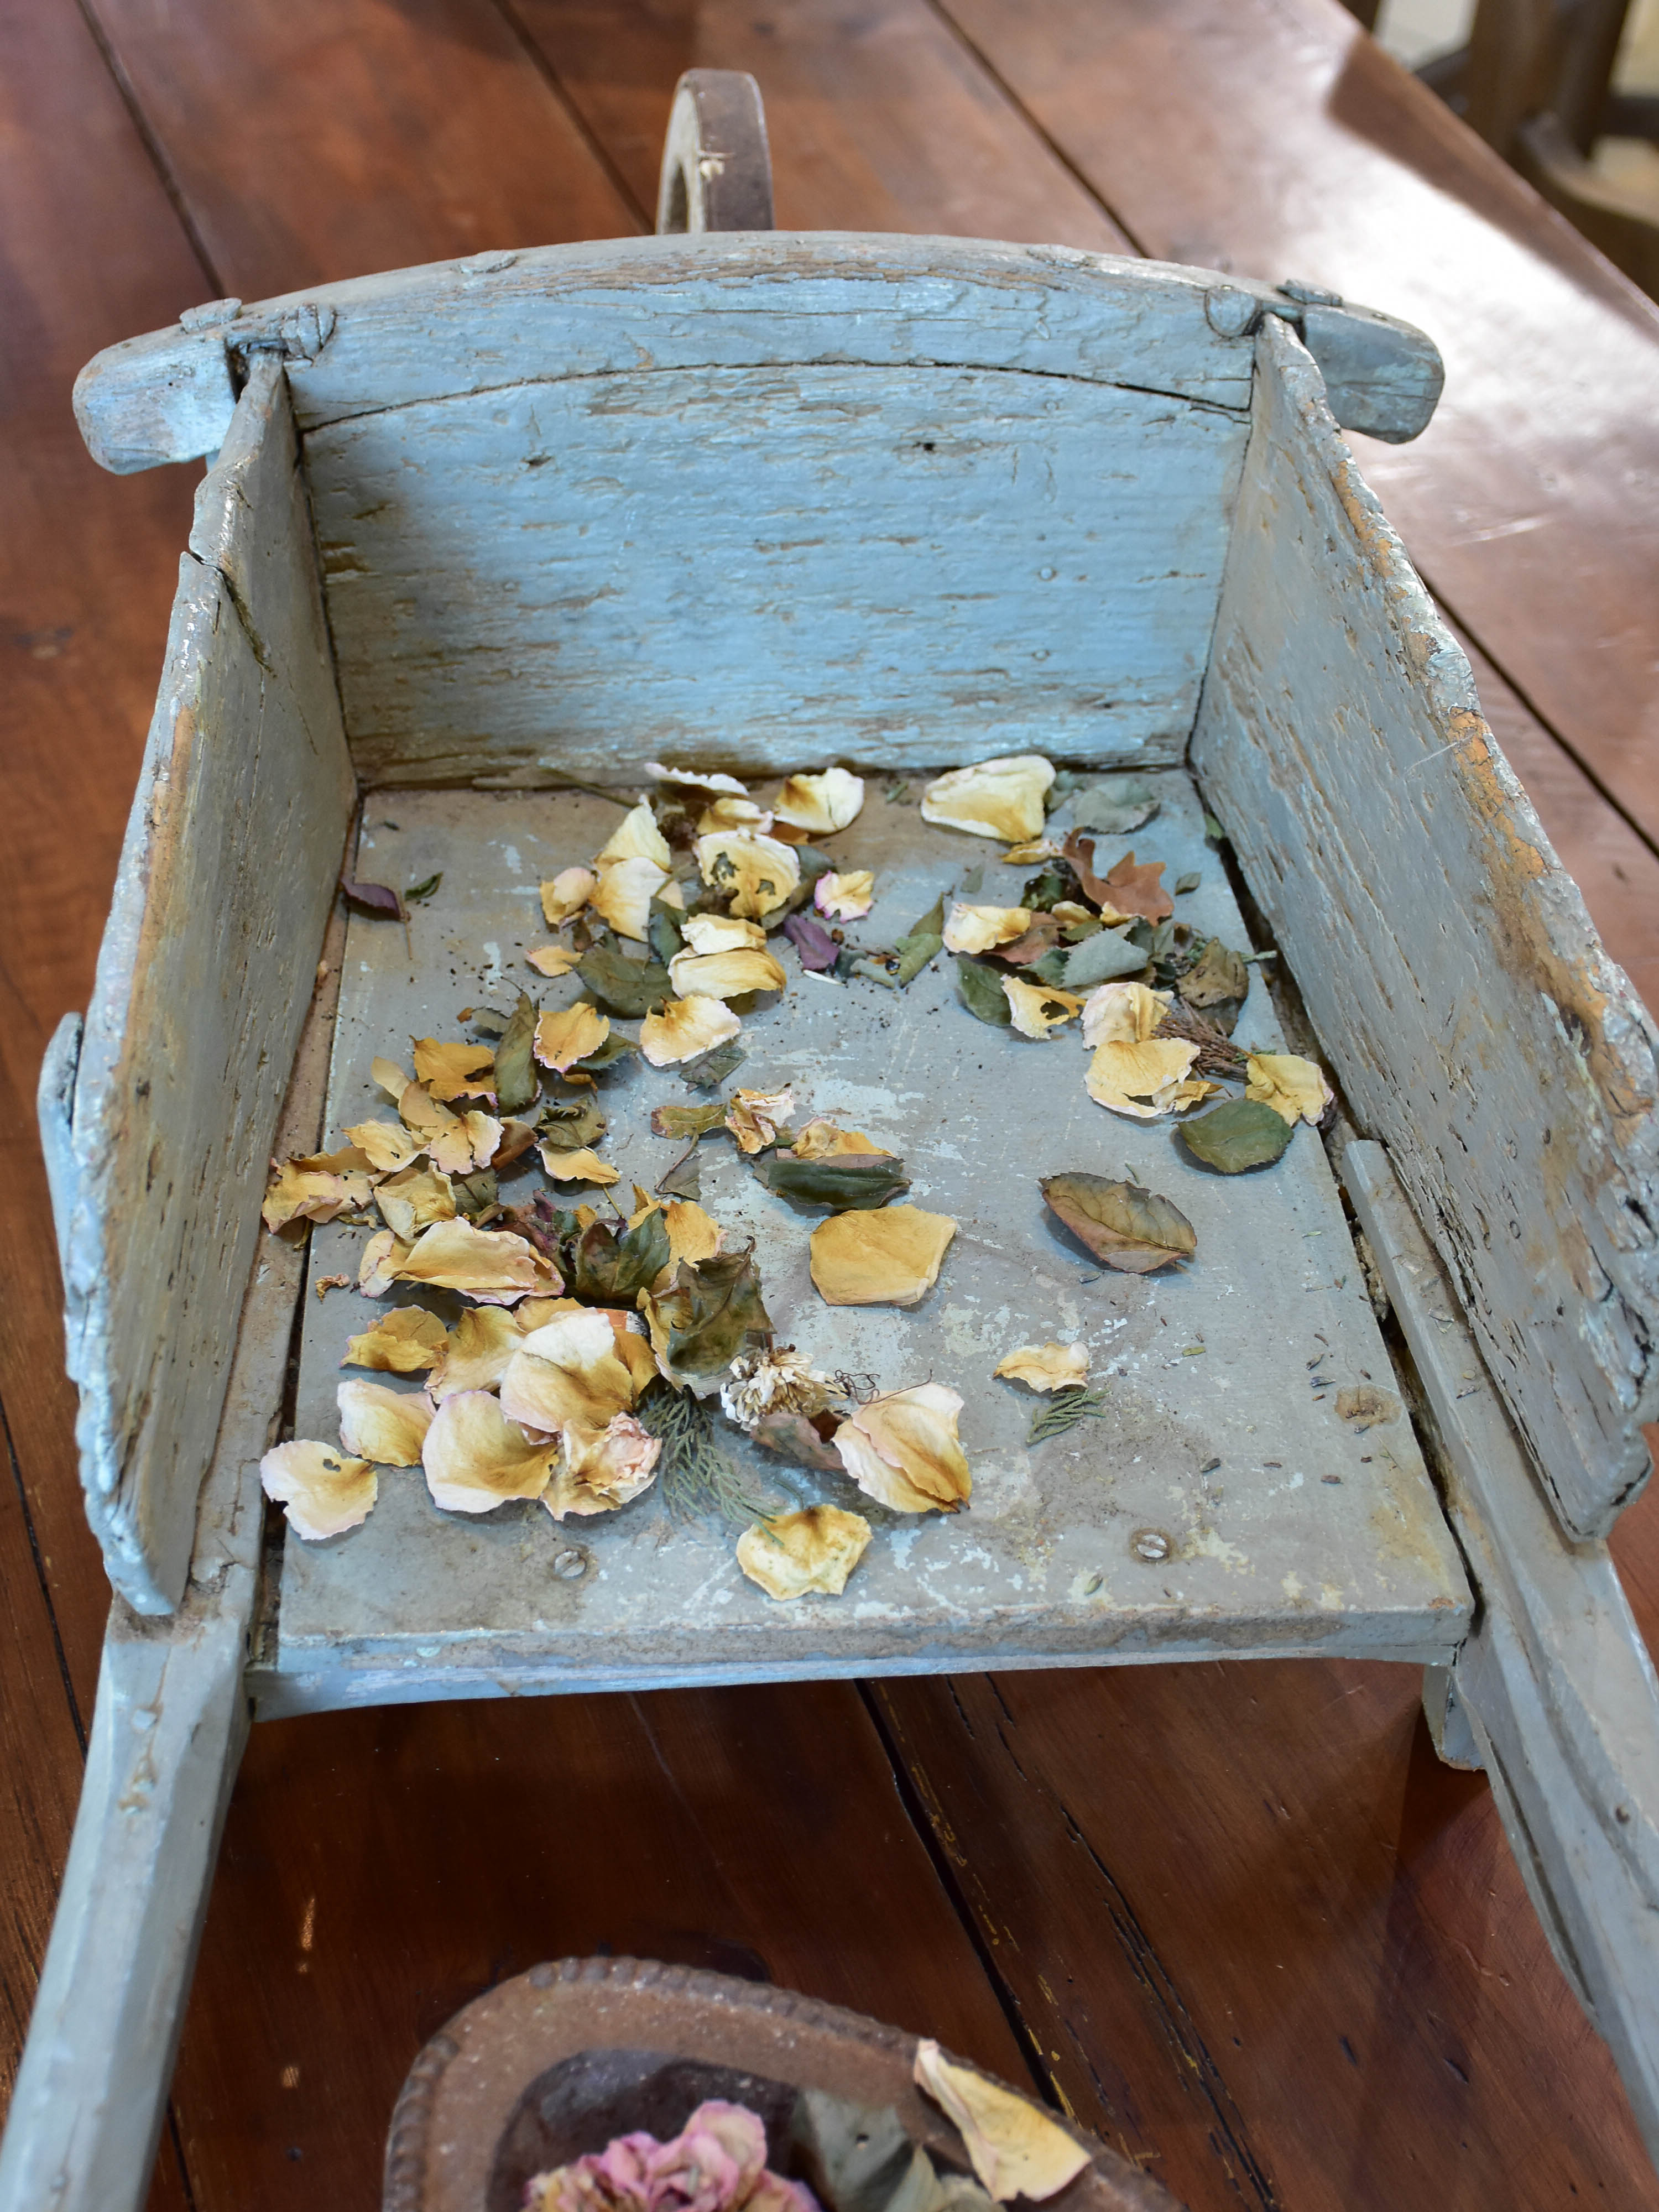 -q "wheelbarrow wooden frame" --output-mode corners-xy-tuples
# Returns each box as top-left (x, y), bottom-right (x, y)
(4, 72), (1658, 2212)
